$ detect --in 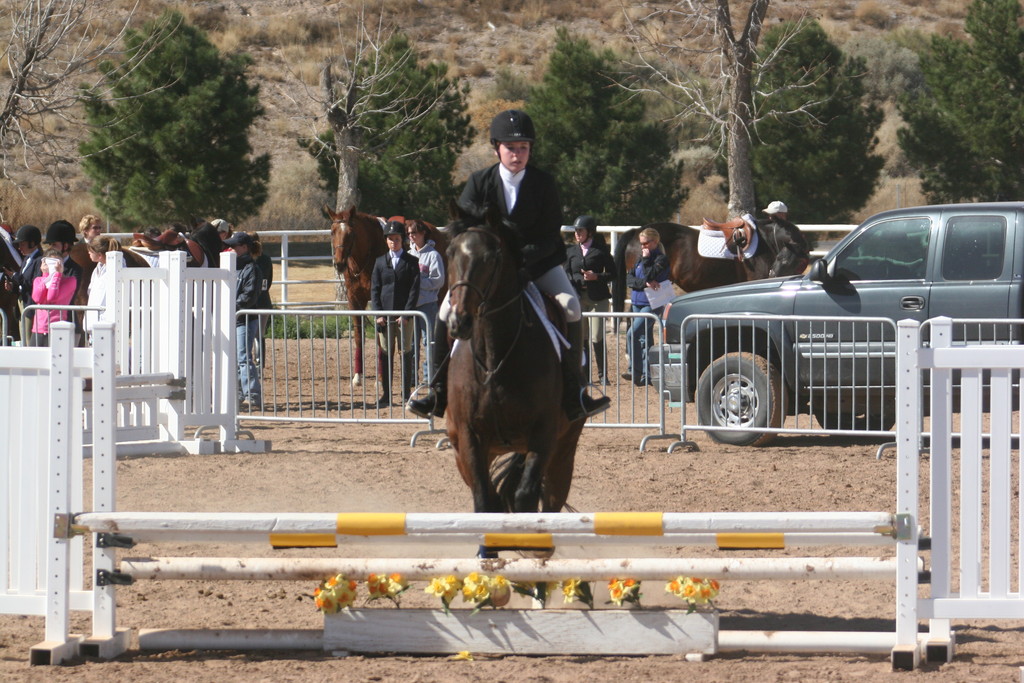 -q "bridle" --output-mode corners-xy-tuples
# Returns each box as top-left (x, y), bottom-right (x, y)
(447, 227), (527, 382)
(447, 227), (521, 319)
